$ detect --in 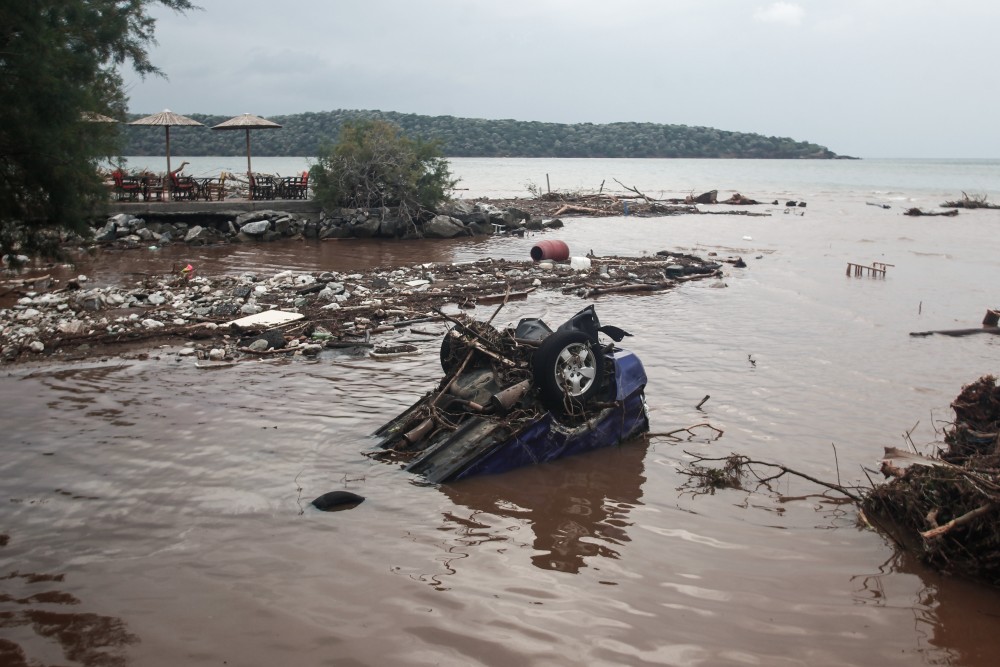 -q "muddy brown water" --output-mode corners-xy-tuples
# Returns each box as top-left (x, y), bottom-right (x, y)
(3, 204), (1000, 666)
